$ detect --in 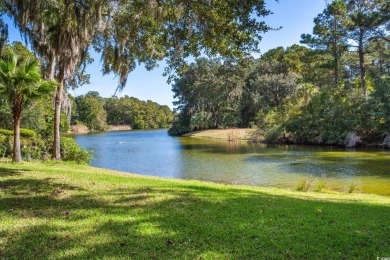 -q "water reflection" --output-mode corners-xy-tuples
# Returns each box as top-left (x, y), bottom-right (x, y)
(75, 129), (390, 195)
